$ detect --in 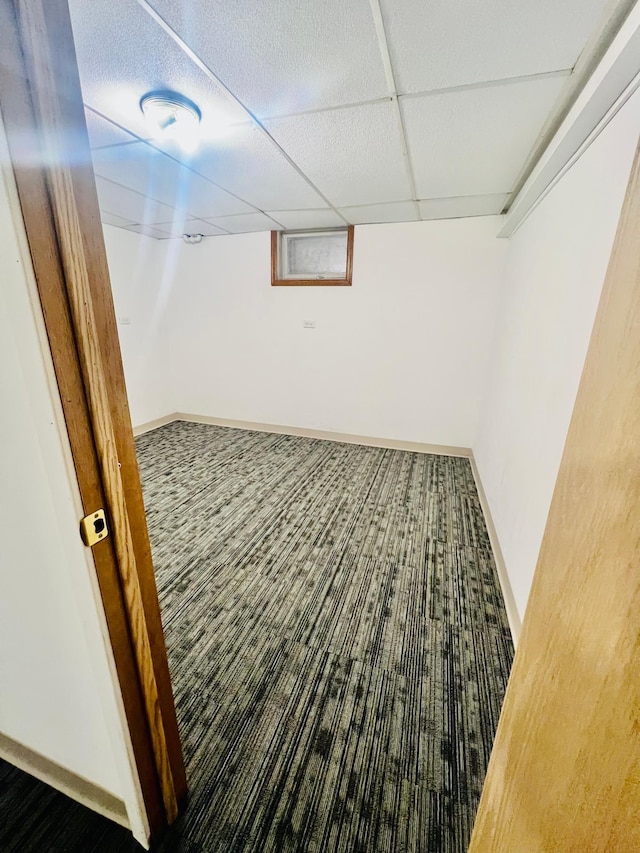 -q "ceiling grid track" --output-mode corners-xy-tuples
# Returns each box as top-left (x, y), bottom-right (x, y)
(76, 0), (635, 237)
(133, 0), (350, 226)
(97, 173), (234, 236)
(86, 105), (286, 232)
(259, 96), (393, 122)
(368, 0), (420, 220)
(401, 69), (572, 101)
(504, 0), (638, 215)
(96, 169), (293, 239)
